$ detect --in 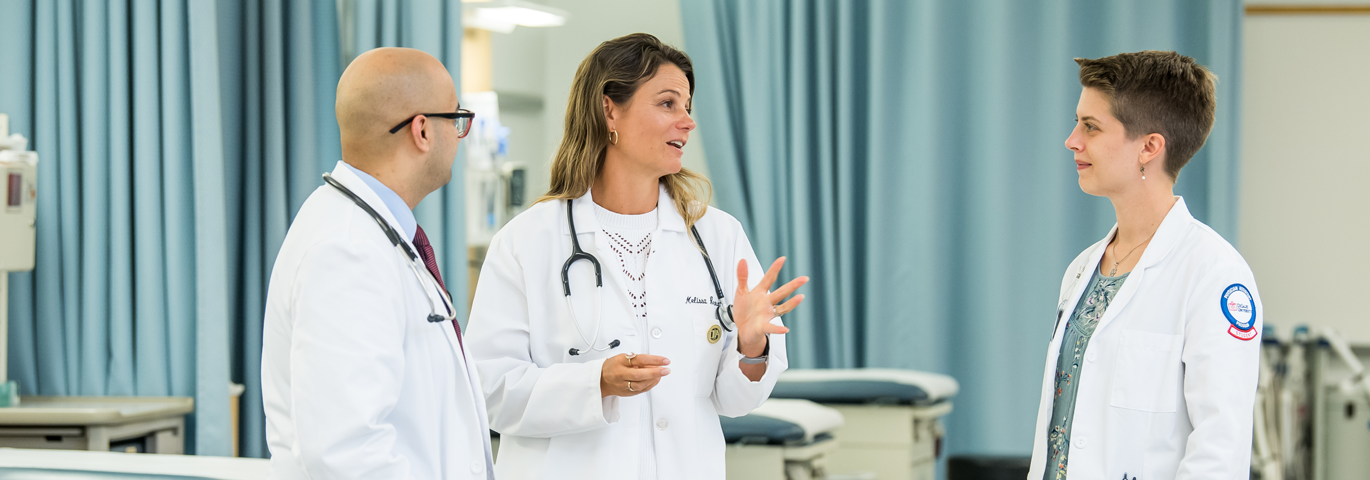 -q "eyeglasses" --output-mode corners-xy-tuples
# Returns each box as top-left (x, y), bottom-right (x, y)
(389, 109), (475, 137)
